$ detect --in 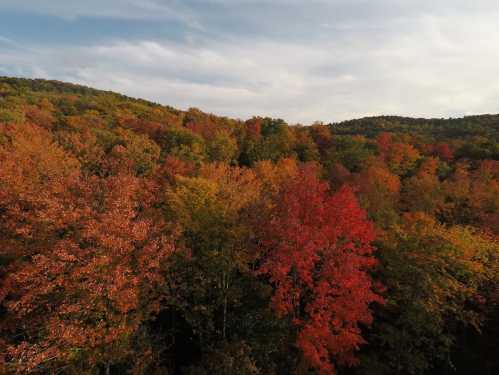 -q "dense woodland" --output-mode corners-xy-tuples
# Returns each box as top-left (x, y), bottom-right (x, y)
(0, 77), (498, 374)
